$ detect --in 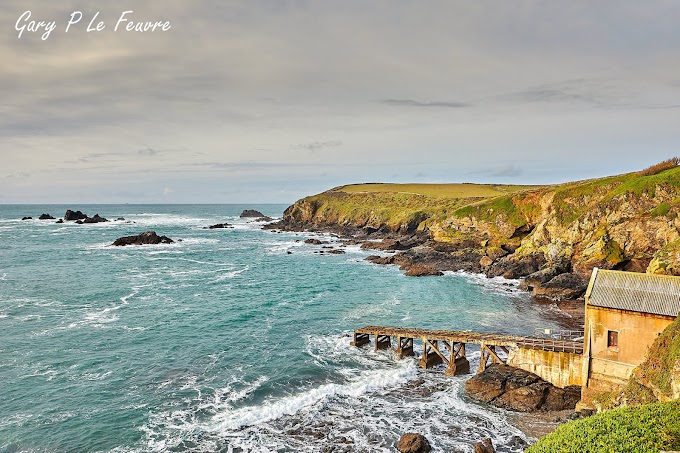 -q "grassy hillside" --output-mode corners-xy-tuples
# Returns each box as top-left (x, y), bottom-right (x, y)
(338, 183), (539, 198)
(525, 401), (680, 453)
(282, 160), (680, 278)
